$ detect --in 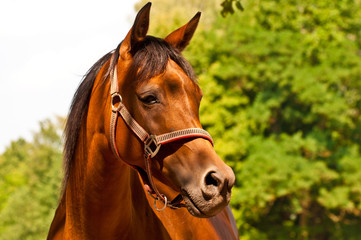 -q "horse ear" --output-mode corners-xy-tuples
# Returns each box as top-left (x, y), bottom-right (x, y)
(119, 2), (151, 57)
(164, 12), (201, 52)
